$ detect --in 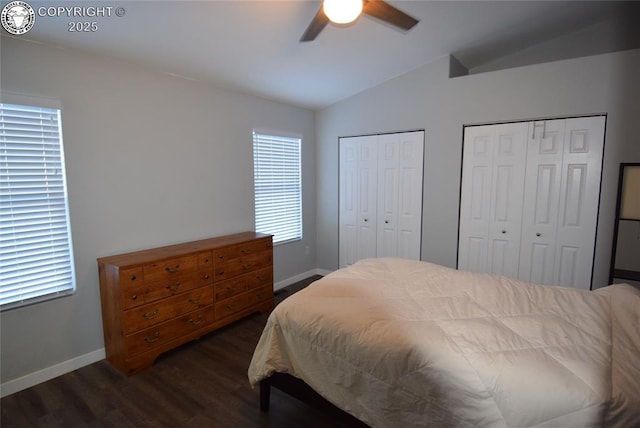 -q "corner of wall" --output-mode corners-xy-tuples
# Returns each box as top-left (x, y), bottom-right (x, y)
(449, 54), (469, 78)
